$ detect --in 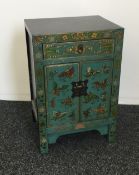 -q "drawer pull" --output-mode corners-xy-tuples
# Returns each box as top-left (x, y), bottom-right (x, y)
(77, 44), (84, 54)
